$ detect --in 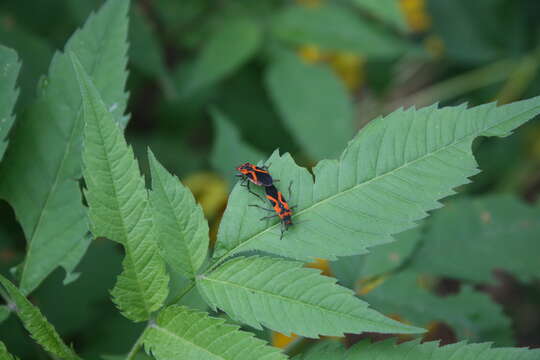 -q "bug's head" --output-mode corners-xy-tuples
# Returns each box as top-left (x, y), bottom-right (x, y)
(235, 162), (255, 174)
(235, 163), (251, 175)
